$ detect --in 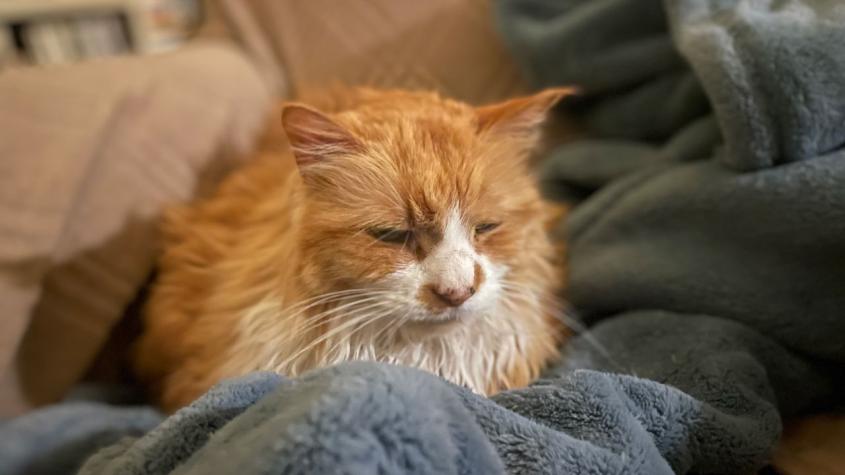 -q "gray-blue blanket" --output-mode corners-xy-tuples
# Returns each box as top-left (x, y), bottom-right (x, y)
(2, 0), (844, 473)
